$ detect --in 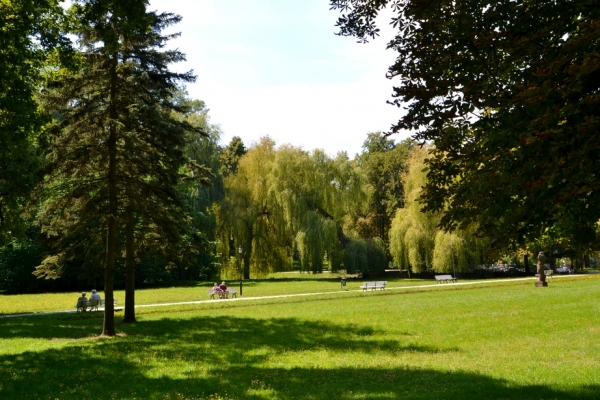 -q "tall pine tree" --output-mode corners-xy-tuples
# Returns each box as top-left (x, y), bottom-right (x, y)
(35, 0), (200, 334)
